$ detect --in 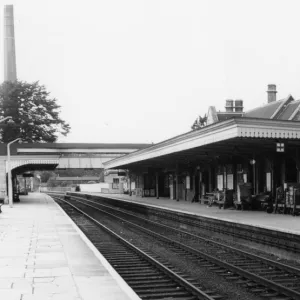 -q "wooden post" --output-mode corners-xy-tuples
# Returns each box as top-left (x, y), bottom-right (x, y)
(176, 163), (179, 201)
(141, 173), (144, 197)
(296, 149), (300, 183)
(193, 173), (196, 202)
(199, 171), (202, 201)
(156, 172), (159, 199)
(281, 157), (285, 187)
(129, 176), (131, 196)
(252, 163), (255, 194)
(270, 158), (275, 198)
(208, 165), (212, 192)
